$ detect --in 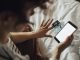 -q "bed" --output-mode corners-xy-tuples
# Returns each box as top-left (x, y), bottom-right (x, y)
(30, 0), (80, 60)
